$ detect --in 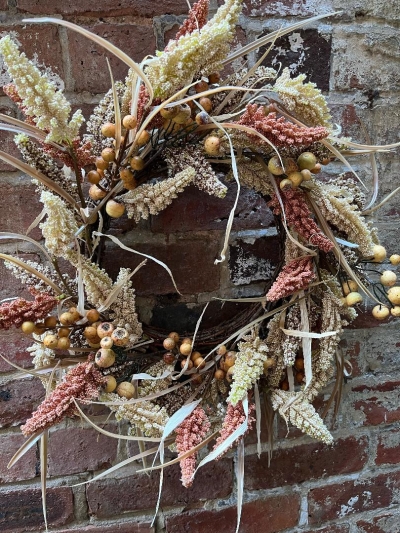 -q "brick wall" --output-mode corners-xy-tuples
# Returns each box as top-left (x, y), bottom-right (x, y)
(1, 1), (400, 532)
